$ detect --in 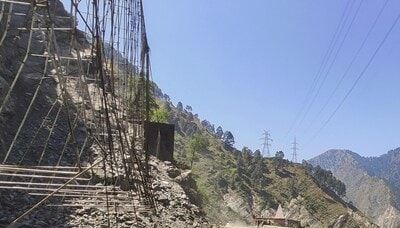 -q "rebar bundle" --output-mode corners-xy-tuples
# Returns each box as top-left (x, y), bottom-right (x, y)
(0, 0), (156, 226)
